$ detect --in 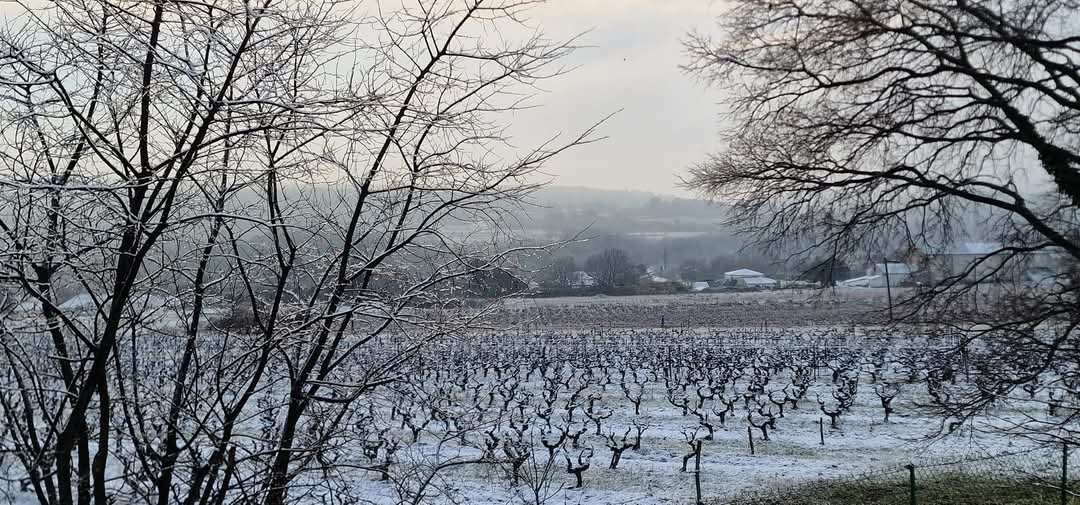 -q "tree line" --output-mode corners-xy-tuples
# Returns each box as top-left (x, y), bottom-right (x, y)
(531, 248), (857, 295)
